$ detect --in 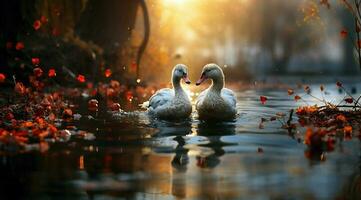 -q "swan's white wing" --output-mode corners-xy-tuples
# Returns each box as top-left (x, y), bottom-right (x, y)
(148, 88), (174, 109)
(221, 88), (237, 108)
